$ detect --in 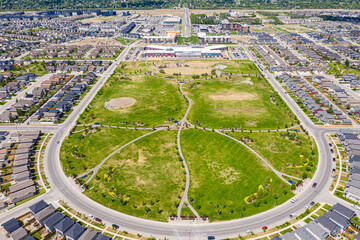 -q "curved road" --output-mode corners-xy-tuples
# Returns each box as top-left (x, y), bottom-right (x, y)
(1, 42), (357, 240)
